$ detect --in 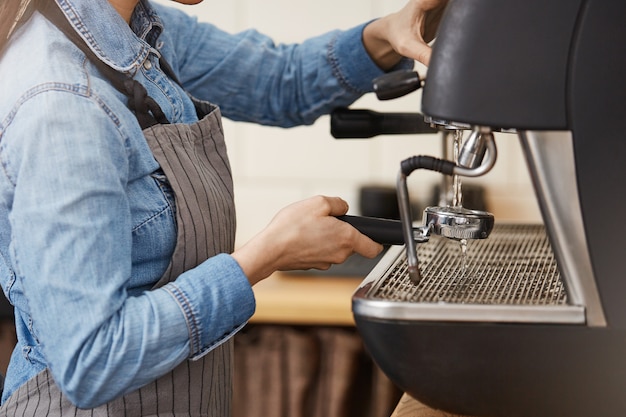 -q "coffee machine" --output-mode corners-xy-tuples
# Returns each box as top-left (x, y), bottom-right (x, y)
(349, 1), (626, 416)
